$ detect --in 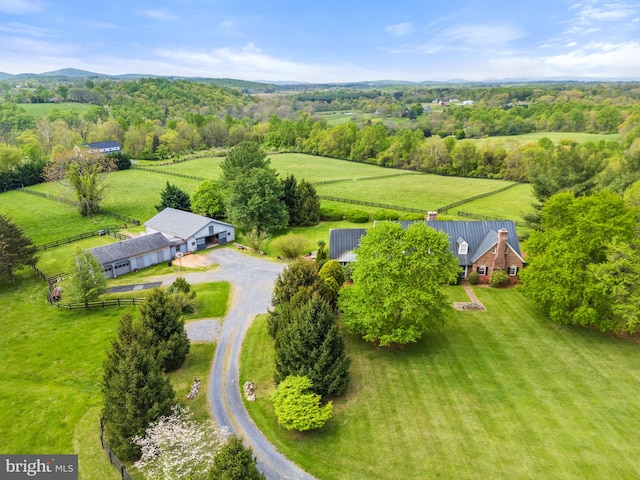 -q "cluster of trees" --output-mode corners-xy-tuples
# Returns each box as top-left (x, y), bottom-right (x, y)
(521, 190), (640, 334)
(267, 258), (350, 430)
(101, 286), (190, 459)
(156, 142), (321, 235)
